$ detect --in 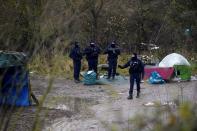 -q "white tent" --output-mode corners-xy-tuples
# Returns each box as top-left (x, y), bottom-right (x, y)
(159, 53), (190, 67)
